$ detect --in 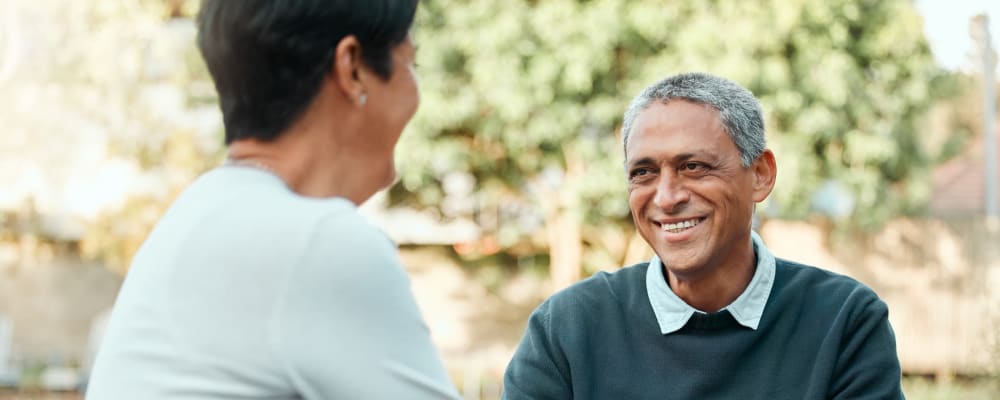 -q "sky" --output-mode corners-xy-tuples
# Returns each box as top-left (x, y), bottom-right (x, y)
(916, 0), (1000, 74)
